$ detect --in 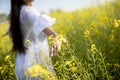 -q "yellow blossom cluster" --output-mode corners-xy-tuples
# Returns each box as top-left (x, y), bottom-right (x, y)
(25, 39), (30, 44)
(114, 19), (120, 28)
(26, 64), (52, 78)
(84, 29), (90, 38)
(91, 44), (97, 52)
